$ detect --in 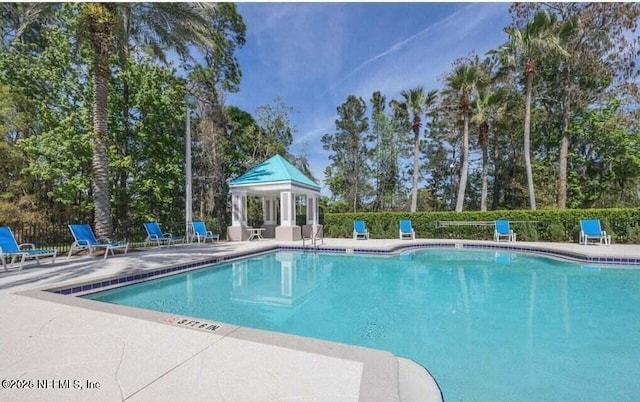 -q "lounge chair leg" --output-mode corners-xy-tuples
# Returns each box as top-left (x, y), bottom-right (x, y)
(67, 245), (74, 260)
